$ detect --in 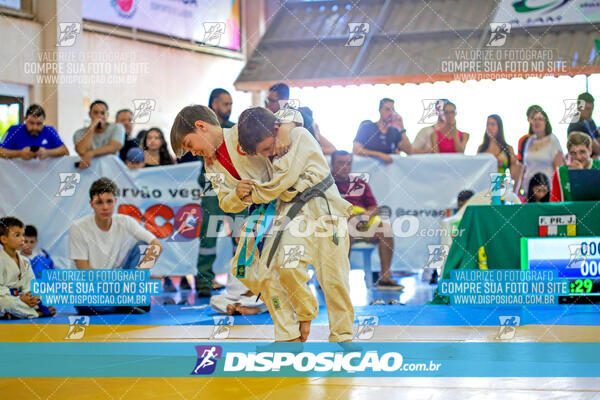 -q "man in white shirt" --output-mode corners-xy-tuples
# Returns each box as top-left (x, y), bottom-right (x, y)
(69, 177), (162, 315)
